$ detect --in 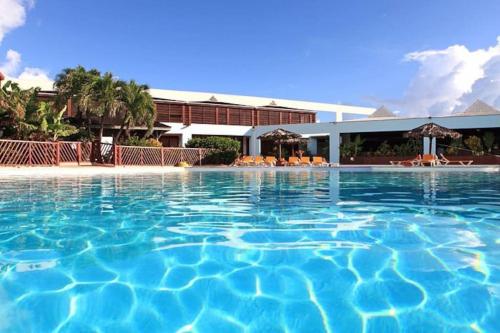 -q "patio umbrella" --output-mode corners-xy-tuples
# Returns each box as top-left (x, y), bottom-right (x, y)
(405, 123), (462, 154)
(258, 128), (304, 159)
